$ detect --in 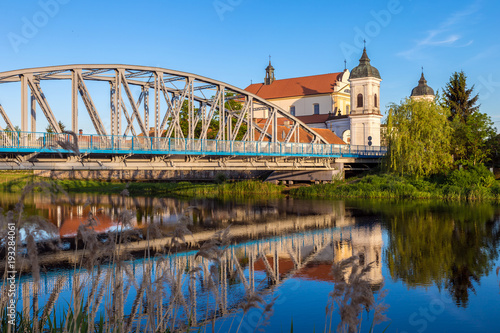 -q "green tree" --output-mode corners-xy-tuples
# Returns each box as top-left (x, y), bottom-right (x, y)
(443, 71), (479, 123)
(386, 98), (453, 177)
(4, 125), (21, 133)
(168, 92), (246, 140)
(442, 71), (496, 165)
(46, 121), (66, 133)
(451, 111), (496, 165)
